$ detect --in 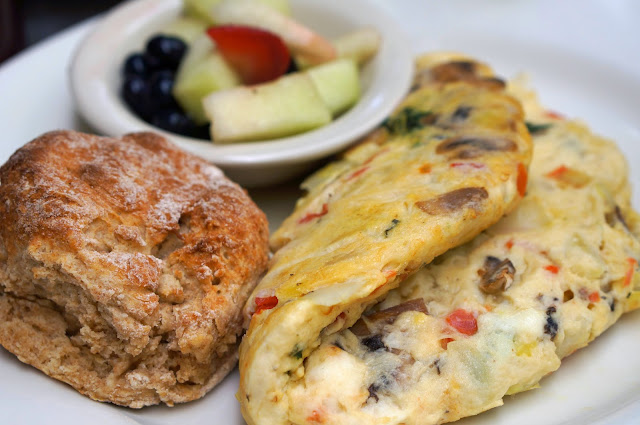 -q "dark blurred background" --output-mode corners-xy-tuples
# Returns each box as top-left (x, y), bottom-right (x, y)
(1, 0), (121, 63)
